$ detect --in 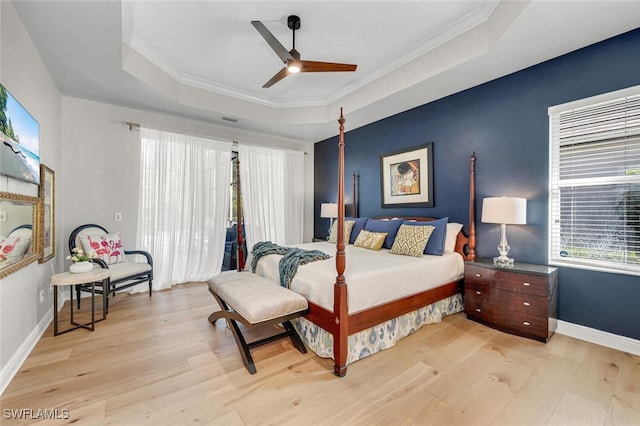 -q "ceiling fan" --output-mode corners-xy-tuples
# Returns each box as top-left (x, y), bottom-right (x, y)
(251, 15), (357, 88)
